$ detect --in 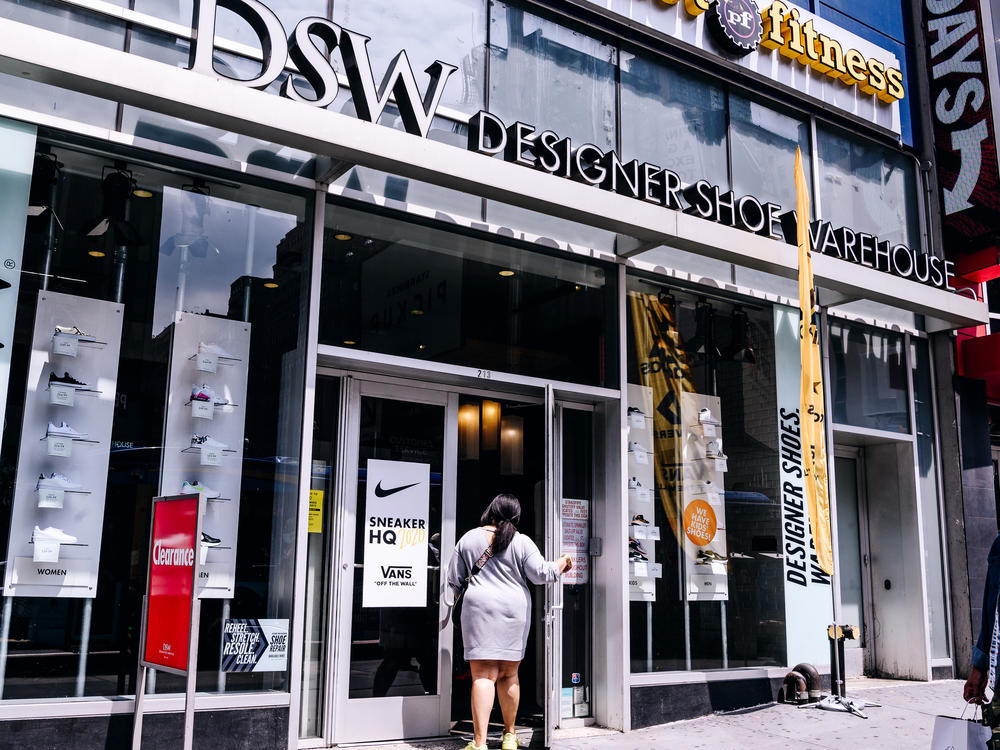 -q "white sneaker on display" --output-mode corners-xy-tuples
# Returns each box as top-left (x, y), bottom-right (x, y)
(628, 476), (643, 489)
(190, 434), (229, 450)
(198, 341), (238, 360)
(37, 472), (83, 491)
(33, 525), (78, 544)
(181, 480), (221, 499)
(628, 440), (649, 454)
(47, 421), (87, 439)
(698, 408), (720, 425)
